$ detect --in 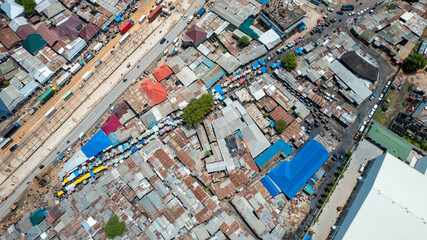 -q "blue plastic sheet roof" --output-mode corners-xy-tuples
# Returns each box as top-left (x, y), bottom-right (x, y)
(271, 63), (276, 69)
(258, 59), (265, 65)
(265, 140), (330, 199)
(276, 62), (283, 69)
(214, 84), (224, 95)
(260, 176), (280, 197)
(108, 132), (120, 146)
(255, 139), (293, 168)
(205, 69), (226, 88)
(260, 66), (267, 73)
(256, 0), (269, 3)
(81, 130), (112, 158)
(114, 13), (122, 22)
(202, 57), (214, 68)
